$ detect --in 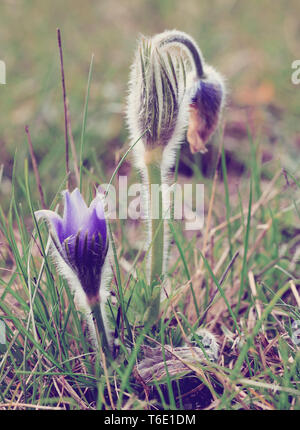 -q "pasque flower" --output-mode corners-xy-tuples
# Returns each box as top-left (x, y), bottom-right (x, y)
(126, 30), (225, 327)
(36, 188), (108, 300)
(35, 188), (112, 355)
